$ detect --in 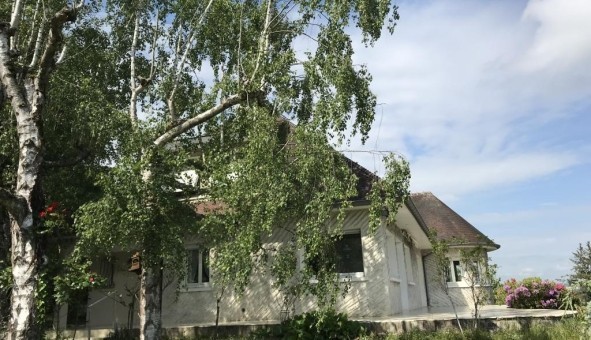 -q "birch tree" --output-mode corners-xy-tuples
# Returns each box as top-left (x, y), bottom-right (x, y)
(1, 1), (127, 338)
(0, 2), (86, 338)
(3, 1), (406, 339)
